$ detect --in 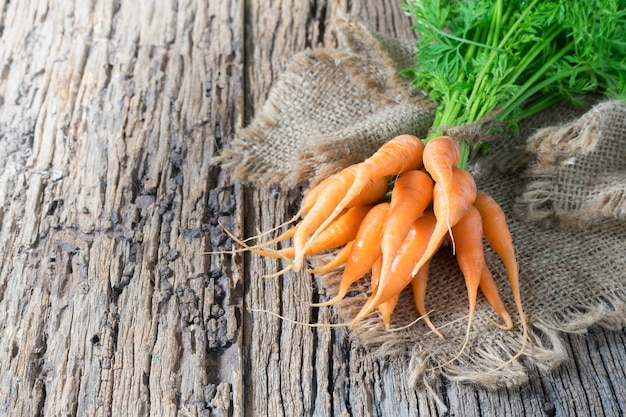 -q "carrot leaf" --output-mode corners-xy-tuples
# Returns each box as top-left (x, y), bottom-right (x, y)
(402, 0), (626, 167)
